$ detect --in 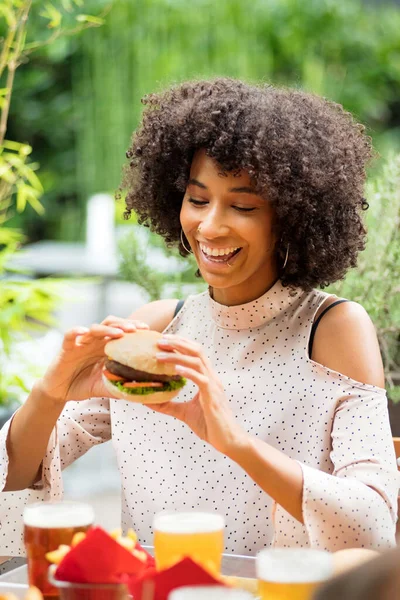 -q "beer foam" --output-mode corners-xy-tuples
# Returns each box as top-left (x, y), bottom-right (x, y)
(23, 502), (95, 529)
(153, 512), (225, 534)
(169, 586), (253, 600)
(256, 548), (333, 584)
